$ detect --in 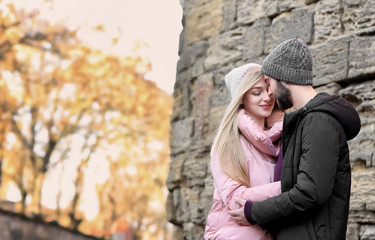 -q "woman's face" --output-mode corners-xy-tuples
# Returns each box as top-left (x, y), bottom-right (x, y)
(242, 77), (275, 122)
